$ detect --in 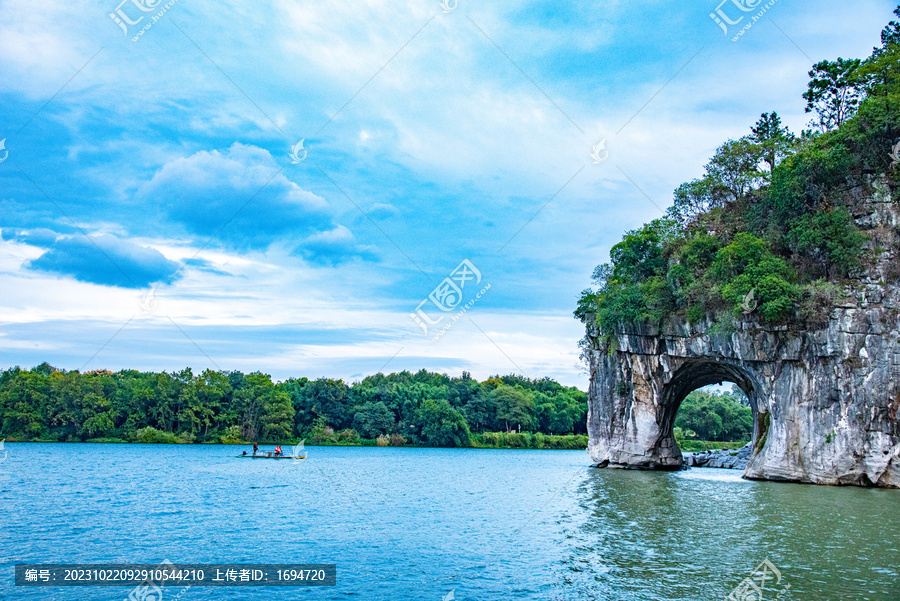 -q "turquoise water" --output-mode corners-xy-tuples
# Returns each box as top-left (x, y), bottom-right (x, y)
(0, 443), (898, 600)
